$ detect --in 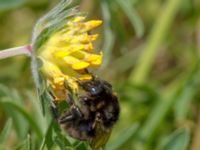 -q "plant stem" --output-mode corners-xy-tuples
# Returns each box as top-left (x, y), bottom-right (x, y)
(0, 45), (32, 60)
(129, 0), (182, 85)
